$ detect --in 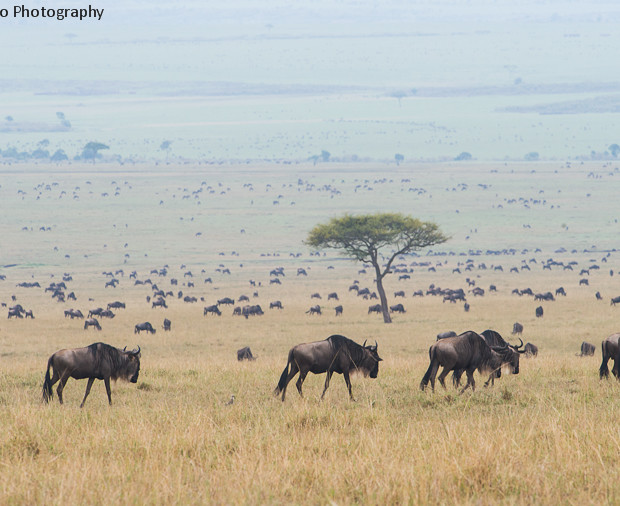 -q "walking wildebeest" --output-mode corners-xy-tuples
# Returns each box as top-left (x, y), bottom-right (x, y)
(42, 342), (141, 407)
(135, 322), (156, 334)
(108, 301), (126, 310)
(84, 318), (102, 330)
(524, 342), (538, 357)
(389, 303), (405, 313)
(512, 322), (524, 335)
(163, 318), (171, 331)
(88, 307), (104, 318)
(420, 331), (523, 393)
(578, 341), (595, 356)
(269, 300), (283, 310)
(306, 305), (321, 315)
(217, 297), (235, 306)
(611, 296), (620, 306)
(274, 334), (382, 401)
(599, 332), (620, 379)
